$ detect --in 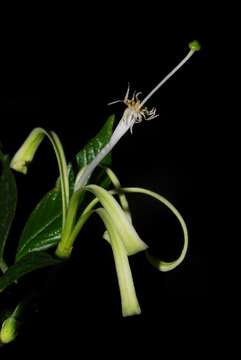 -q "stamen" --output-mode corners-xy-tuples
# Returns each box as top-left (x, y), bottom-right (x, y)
(108, 83), (131, 106)
(125, 83), (131, 102)
(108, 99), (124, 106)
(135, 92), (142, 101)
